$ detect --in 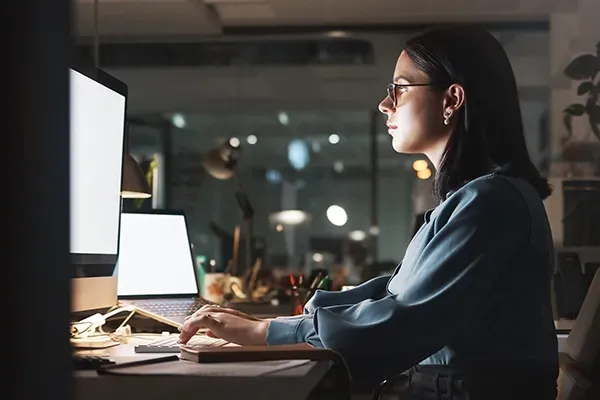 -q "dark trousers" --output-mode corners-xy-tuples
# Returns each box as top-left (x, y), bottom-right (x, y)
(372, 365), (558, 400)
